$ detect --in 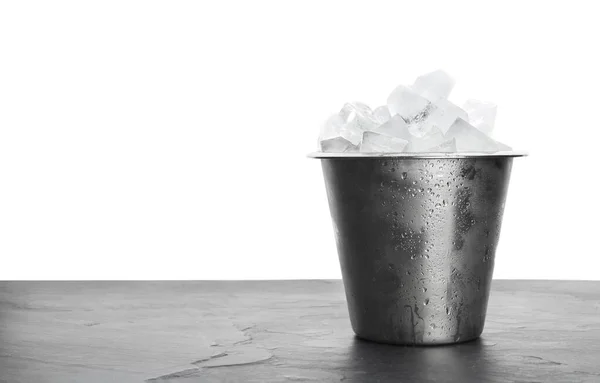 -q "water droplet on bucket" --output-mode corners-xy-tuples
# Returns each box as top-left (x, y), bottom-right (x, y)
(424, 299), (429, 305)
(401, 172), (407, 180)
